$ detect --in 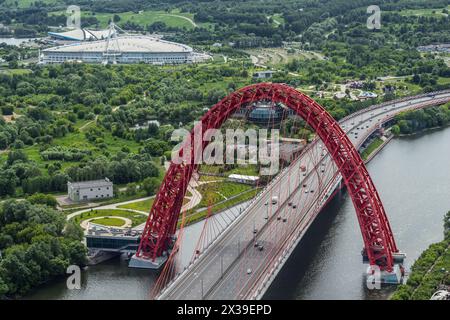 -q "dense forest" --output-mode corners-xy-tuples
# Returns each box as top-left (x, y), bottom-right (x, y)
(0, 200), (86, 298)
